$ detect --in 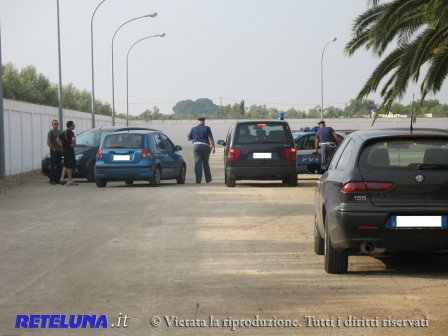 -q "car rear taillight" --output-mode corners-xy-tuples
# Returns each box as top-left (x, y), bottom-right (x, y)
(141, 149), (152, 158)
(96, 149), (103, 159)
(227, 148), (241, 161)
(342, 181), (395, 192)
(285, 147), (297, 161)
